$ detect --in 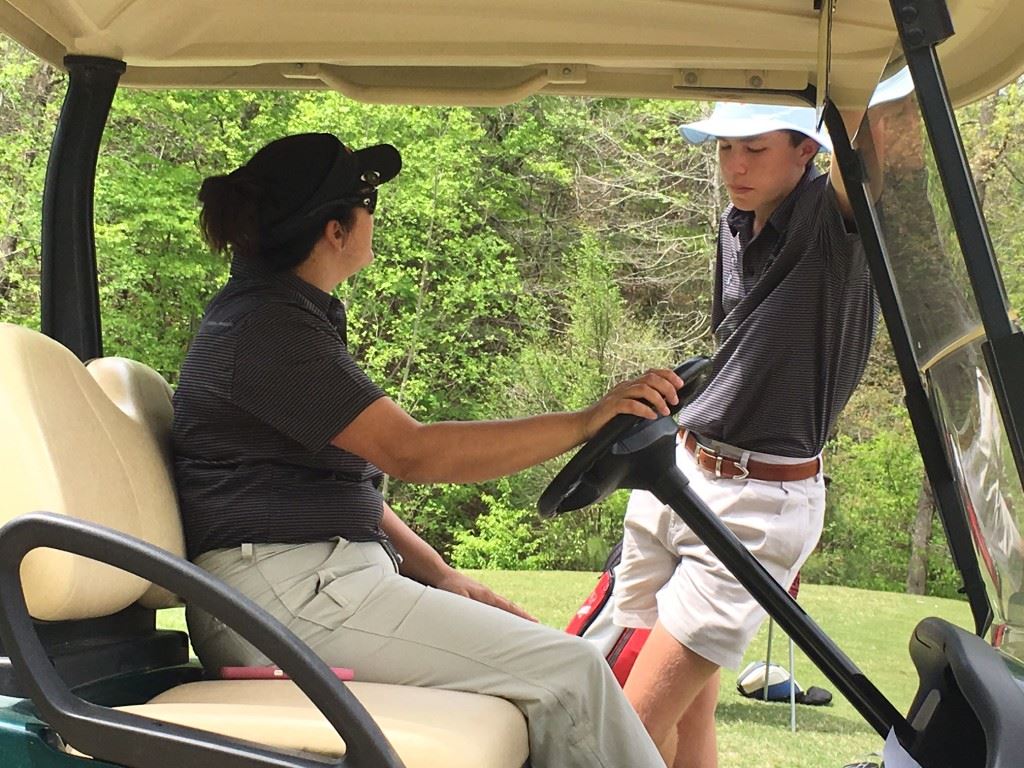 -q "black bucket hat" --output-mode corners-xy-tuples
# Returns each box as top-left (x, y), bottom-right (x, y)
(233, 132), (402, 246)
